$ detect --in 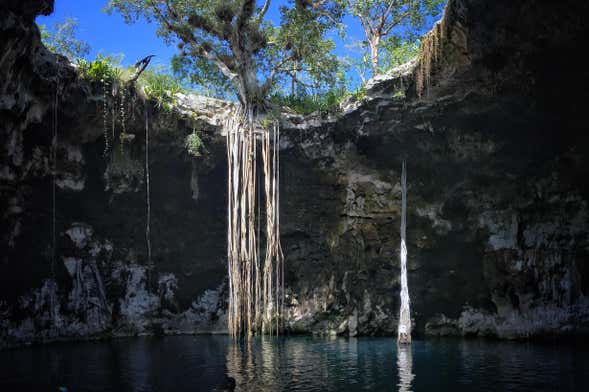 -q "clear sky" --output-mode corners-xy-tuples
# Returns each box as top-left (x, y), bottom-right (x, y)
(37, 0), (443, 89)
